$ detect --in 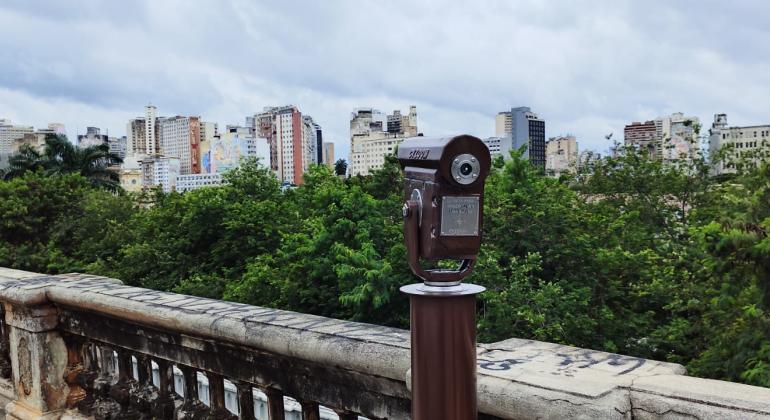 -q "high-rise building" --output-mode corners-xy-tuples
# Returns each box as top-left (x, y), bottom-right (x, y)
(140, 156), (180, 192)
(0, 119), (34, 155)
(349, 106), (418, 176)
(322, 142), (335, 168)
(145, 104), (158, 155)
(204, 125), (269, 174)
(302, 115), (319, 169)
(159, 116), (201, 175)
(127, 118), (147, 156)
(624, 121), (657, 157)
(623, 113), (700, 164)
(495, 112), (512, 137)
(709, 114), (770, 175)
(497, 107), (545, 169)
(314, 123), (323, 164)
(253, 105), (318, 184)
(659, 112), (700, 163)
(545, 135), (578, 177)
(108, 136), (127, 160)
